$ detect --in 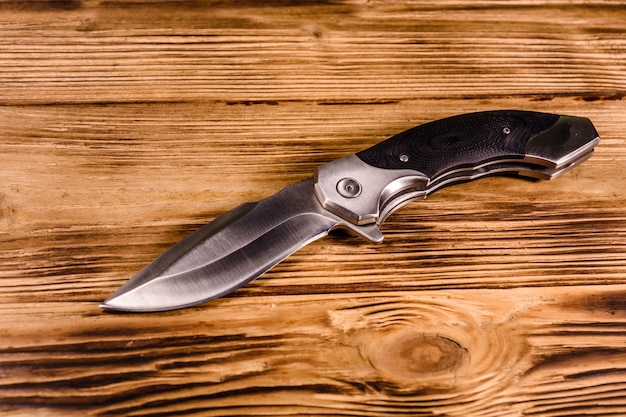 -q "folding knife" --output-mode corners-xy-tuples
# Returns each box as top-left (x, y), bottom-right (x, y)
(101, 110), (599, 312)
